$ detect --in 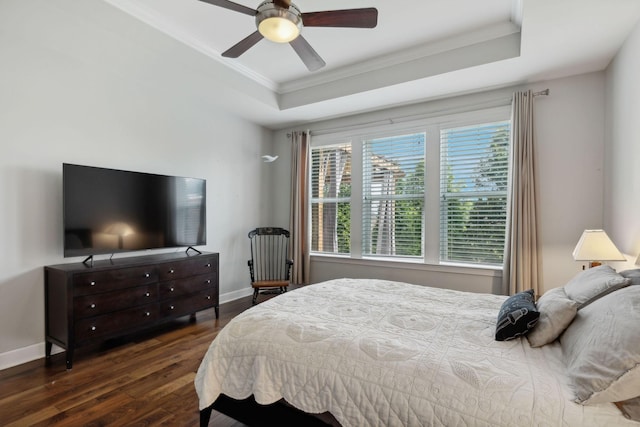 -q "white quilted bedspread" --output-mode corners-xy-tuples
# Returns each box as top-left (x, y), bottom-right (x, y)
(195, 278), (636, 426)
